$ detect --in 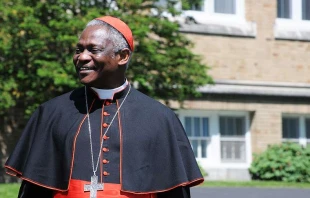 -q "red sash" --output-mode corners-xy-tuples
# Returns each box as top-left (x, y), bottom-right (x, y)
(53, 179), (156, 198)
